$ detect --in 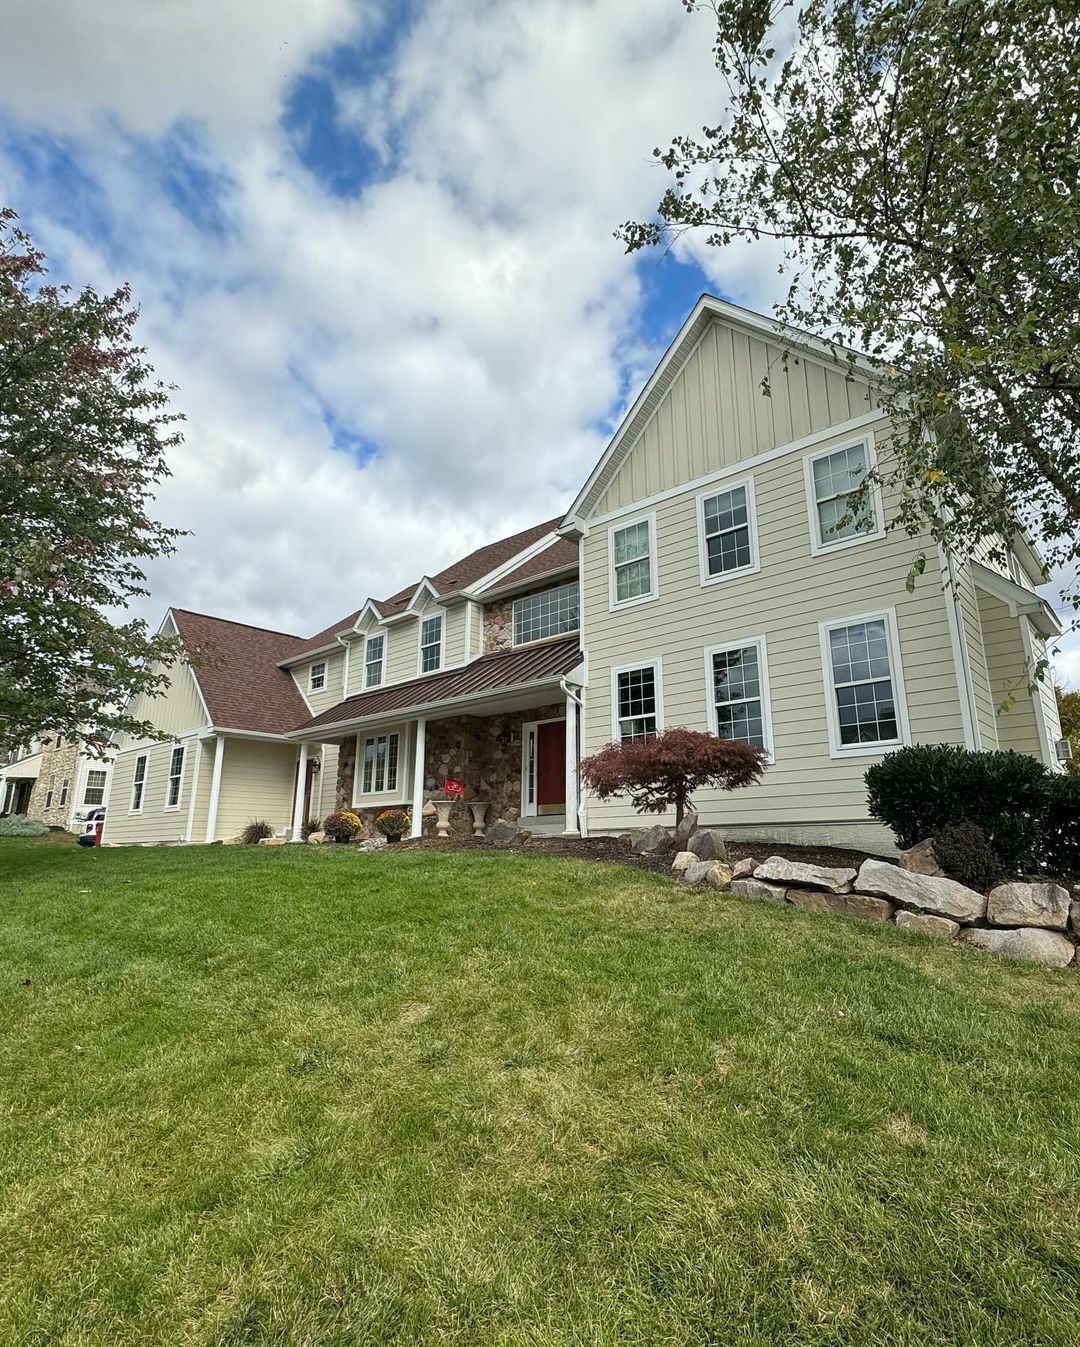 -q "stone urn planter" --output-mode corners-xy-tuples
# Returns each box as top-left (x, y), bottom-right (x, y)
(468, 801), (489, 836)
(433, 799), (454, 839)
